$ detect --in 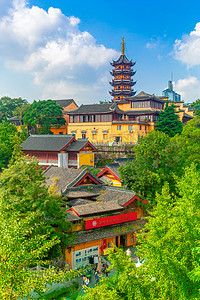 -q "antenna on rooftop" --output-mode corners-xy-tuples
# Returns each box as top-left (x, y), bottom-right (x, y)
(171, 71), (173, 82)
